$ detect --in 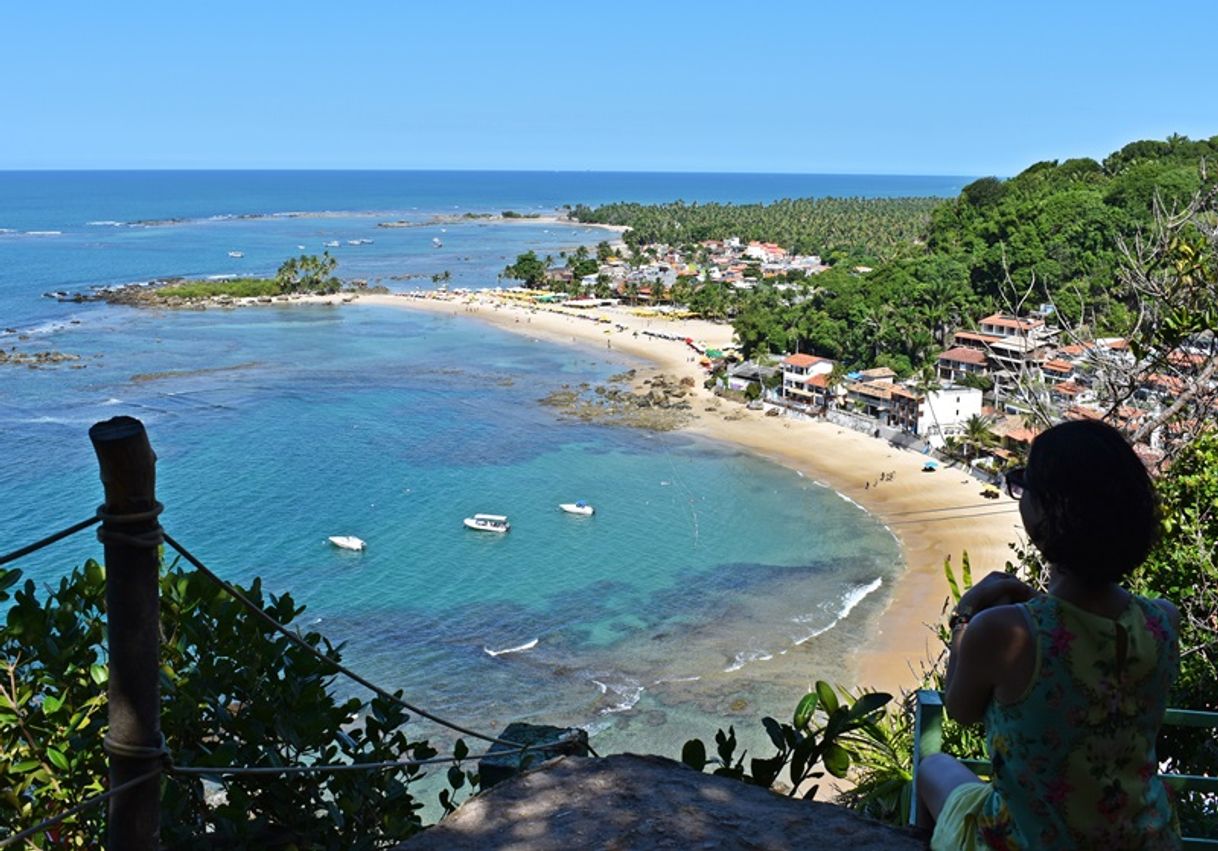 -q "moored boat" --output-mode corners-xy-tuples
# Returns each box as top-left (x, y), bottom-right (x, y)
(559, 501), (594, 516)
(328, 535), (366, 551)
(463, 513), (509, 533)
